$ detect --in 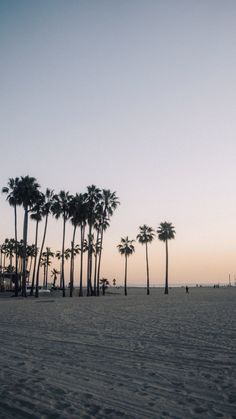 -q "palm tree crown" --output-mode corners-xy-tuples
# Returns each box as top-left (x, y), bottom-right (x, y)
(16, 176), (41, 209)
(2, 177), (21, 207)
(157, 222), (176, 242)
(137, 225), (155, 244)
(117, 236), (135, 257)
